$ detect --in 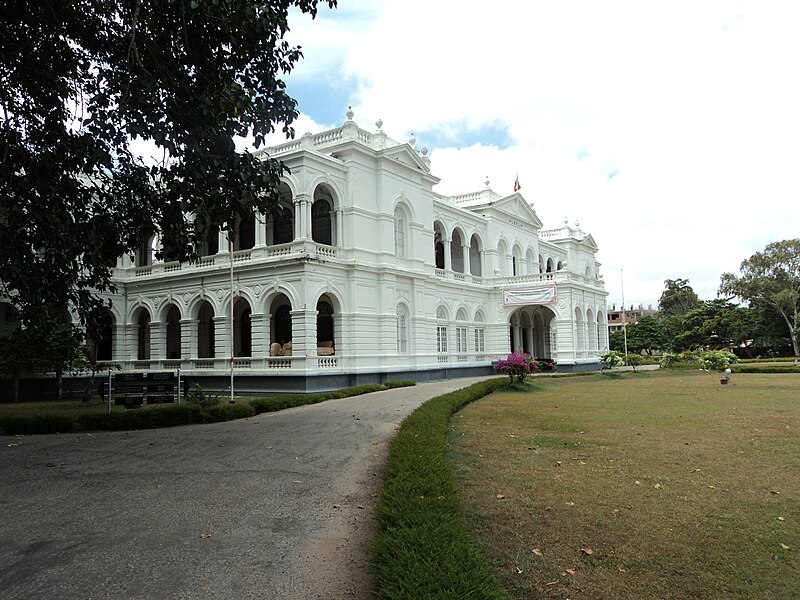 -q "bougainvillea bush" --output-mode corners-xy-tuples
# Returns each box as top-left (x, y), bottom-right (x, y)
(494, 351), (540, 383)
